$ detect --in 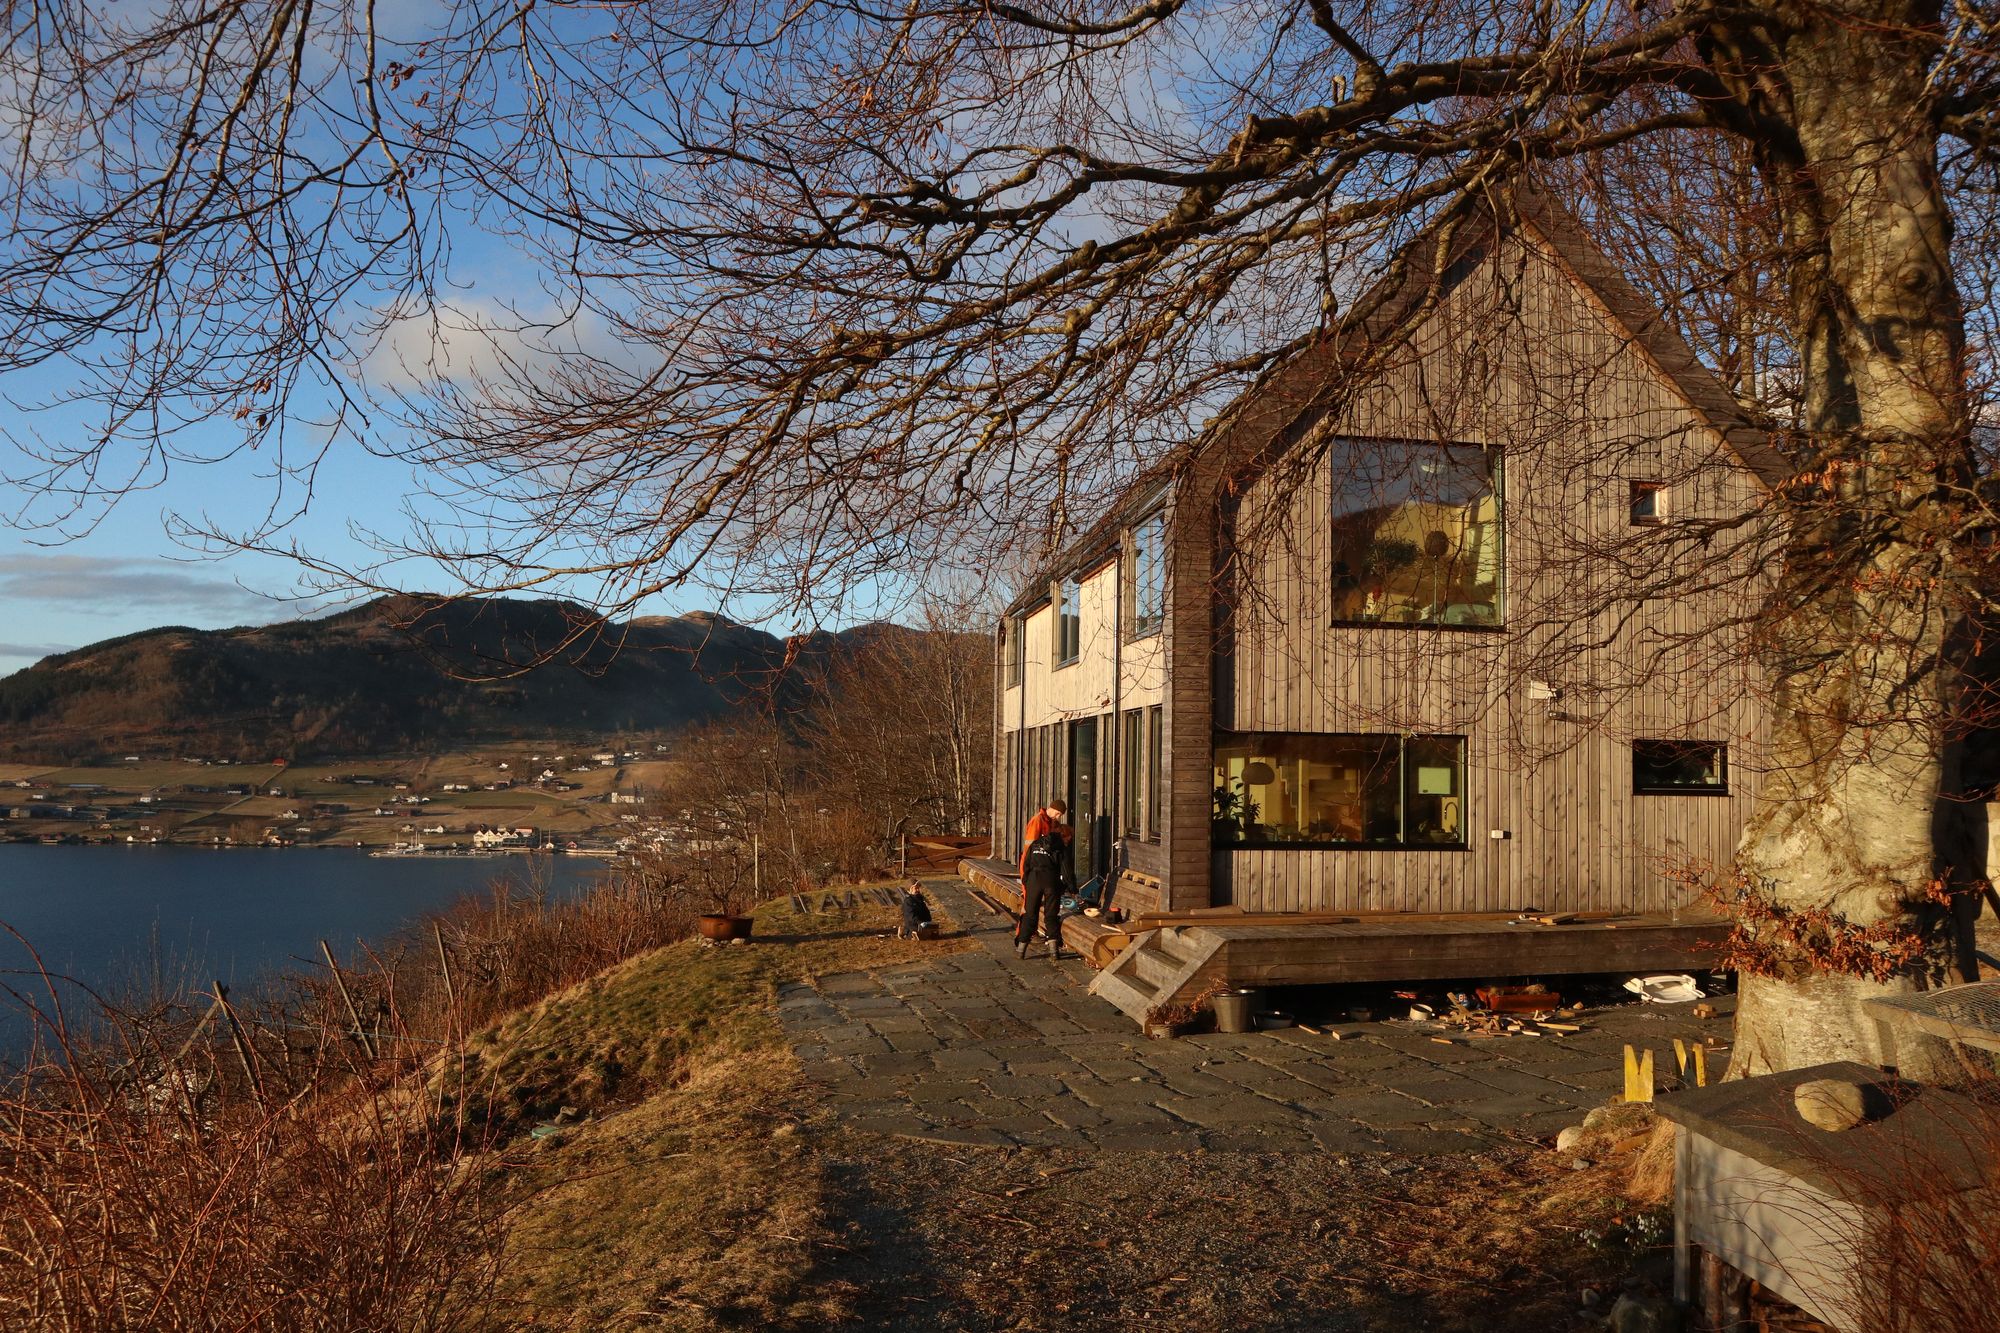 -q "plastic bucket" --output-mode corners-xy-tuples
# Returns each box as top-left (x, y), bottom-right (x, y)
(1212, 990), (1254, 1034)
